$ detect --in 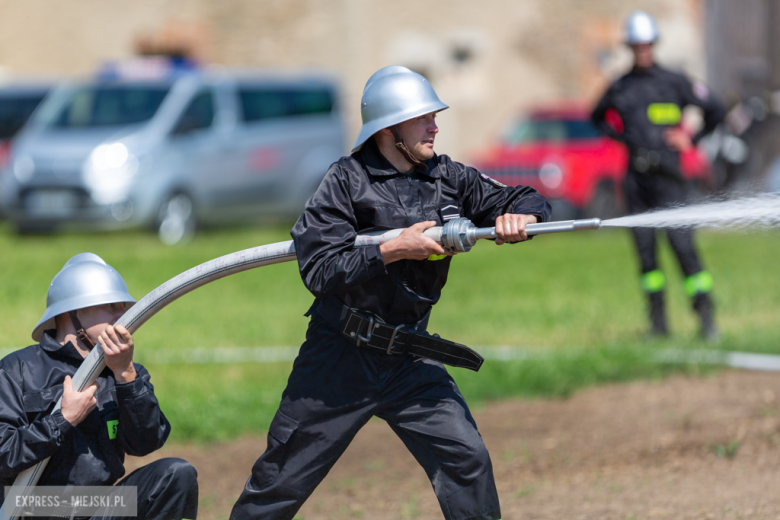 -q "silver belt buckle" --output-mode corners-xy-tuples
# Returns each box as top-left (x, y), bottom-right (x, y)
(386, 324), (406, 354)
(356, 316), (375, 347)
